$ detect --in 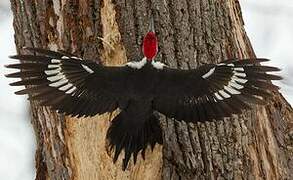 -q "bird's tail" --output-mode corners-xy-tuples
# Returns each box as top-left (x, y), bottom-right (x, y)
(106, 111), (162, 170)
